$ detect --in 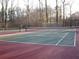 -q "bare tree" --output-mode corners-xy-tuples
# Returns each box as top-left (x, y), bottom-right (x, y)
(0, 0), (10, 29)
(45, 0), (48, 25)
(23, 0), (30, 27)
(0, 0), (5, 28)
(59, 5), (62, 23)
(5, 0), (10, 29)
(68, 0), (73, 27)
(62, 0), (73, 27)
(9, 0), (15, 22)
(38, 0), (43, 26)
(68, 1), (73, 17)
(56, 0), (58, 24)
(62, 0), (65, 26)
